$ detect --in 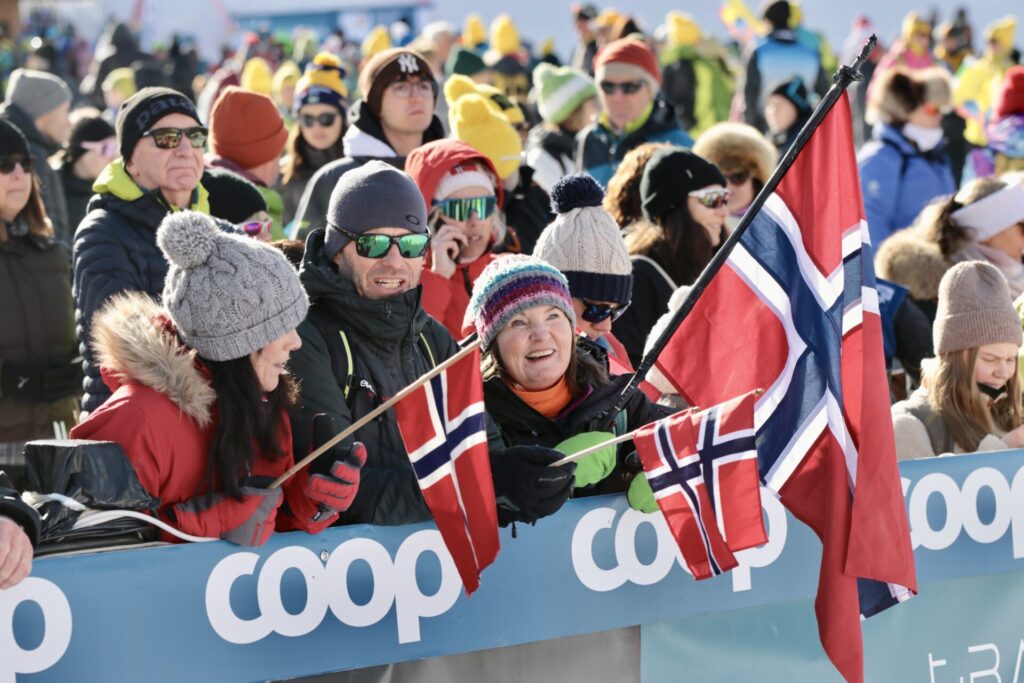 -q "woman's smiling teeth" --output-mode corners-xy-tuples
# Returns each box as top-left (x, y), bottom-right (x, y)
(526, 349), (555, 360)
